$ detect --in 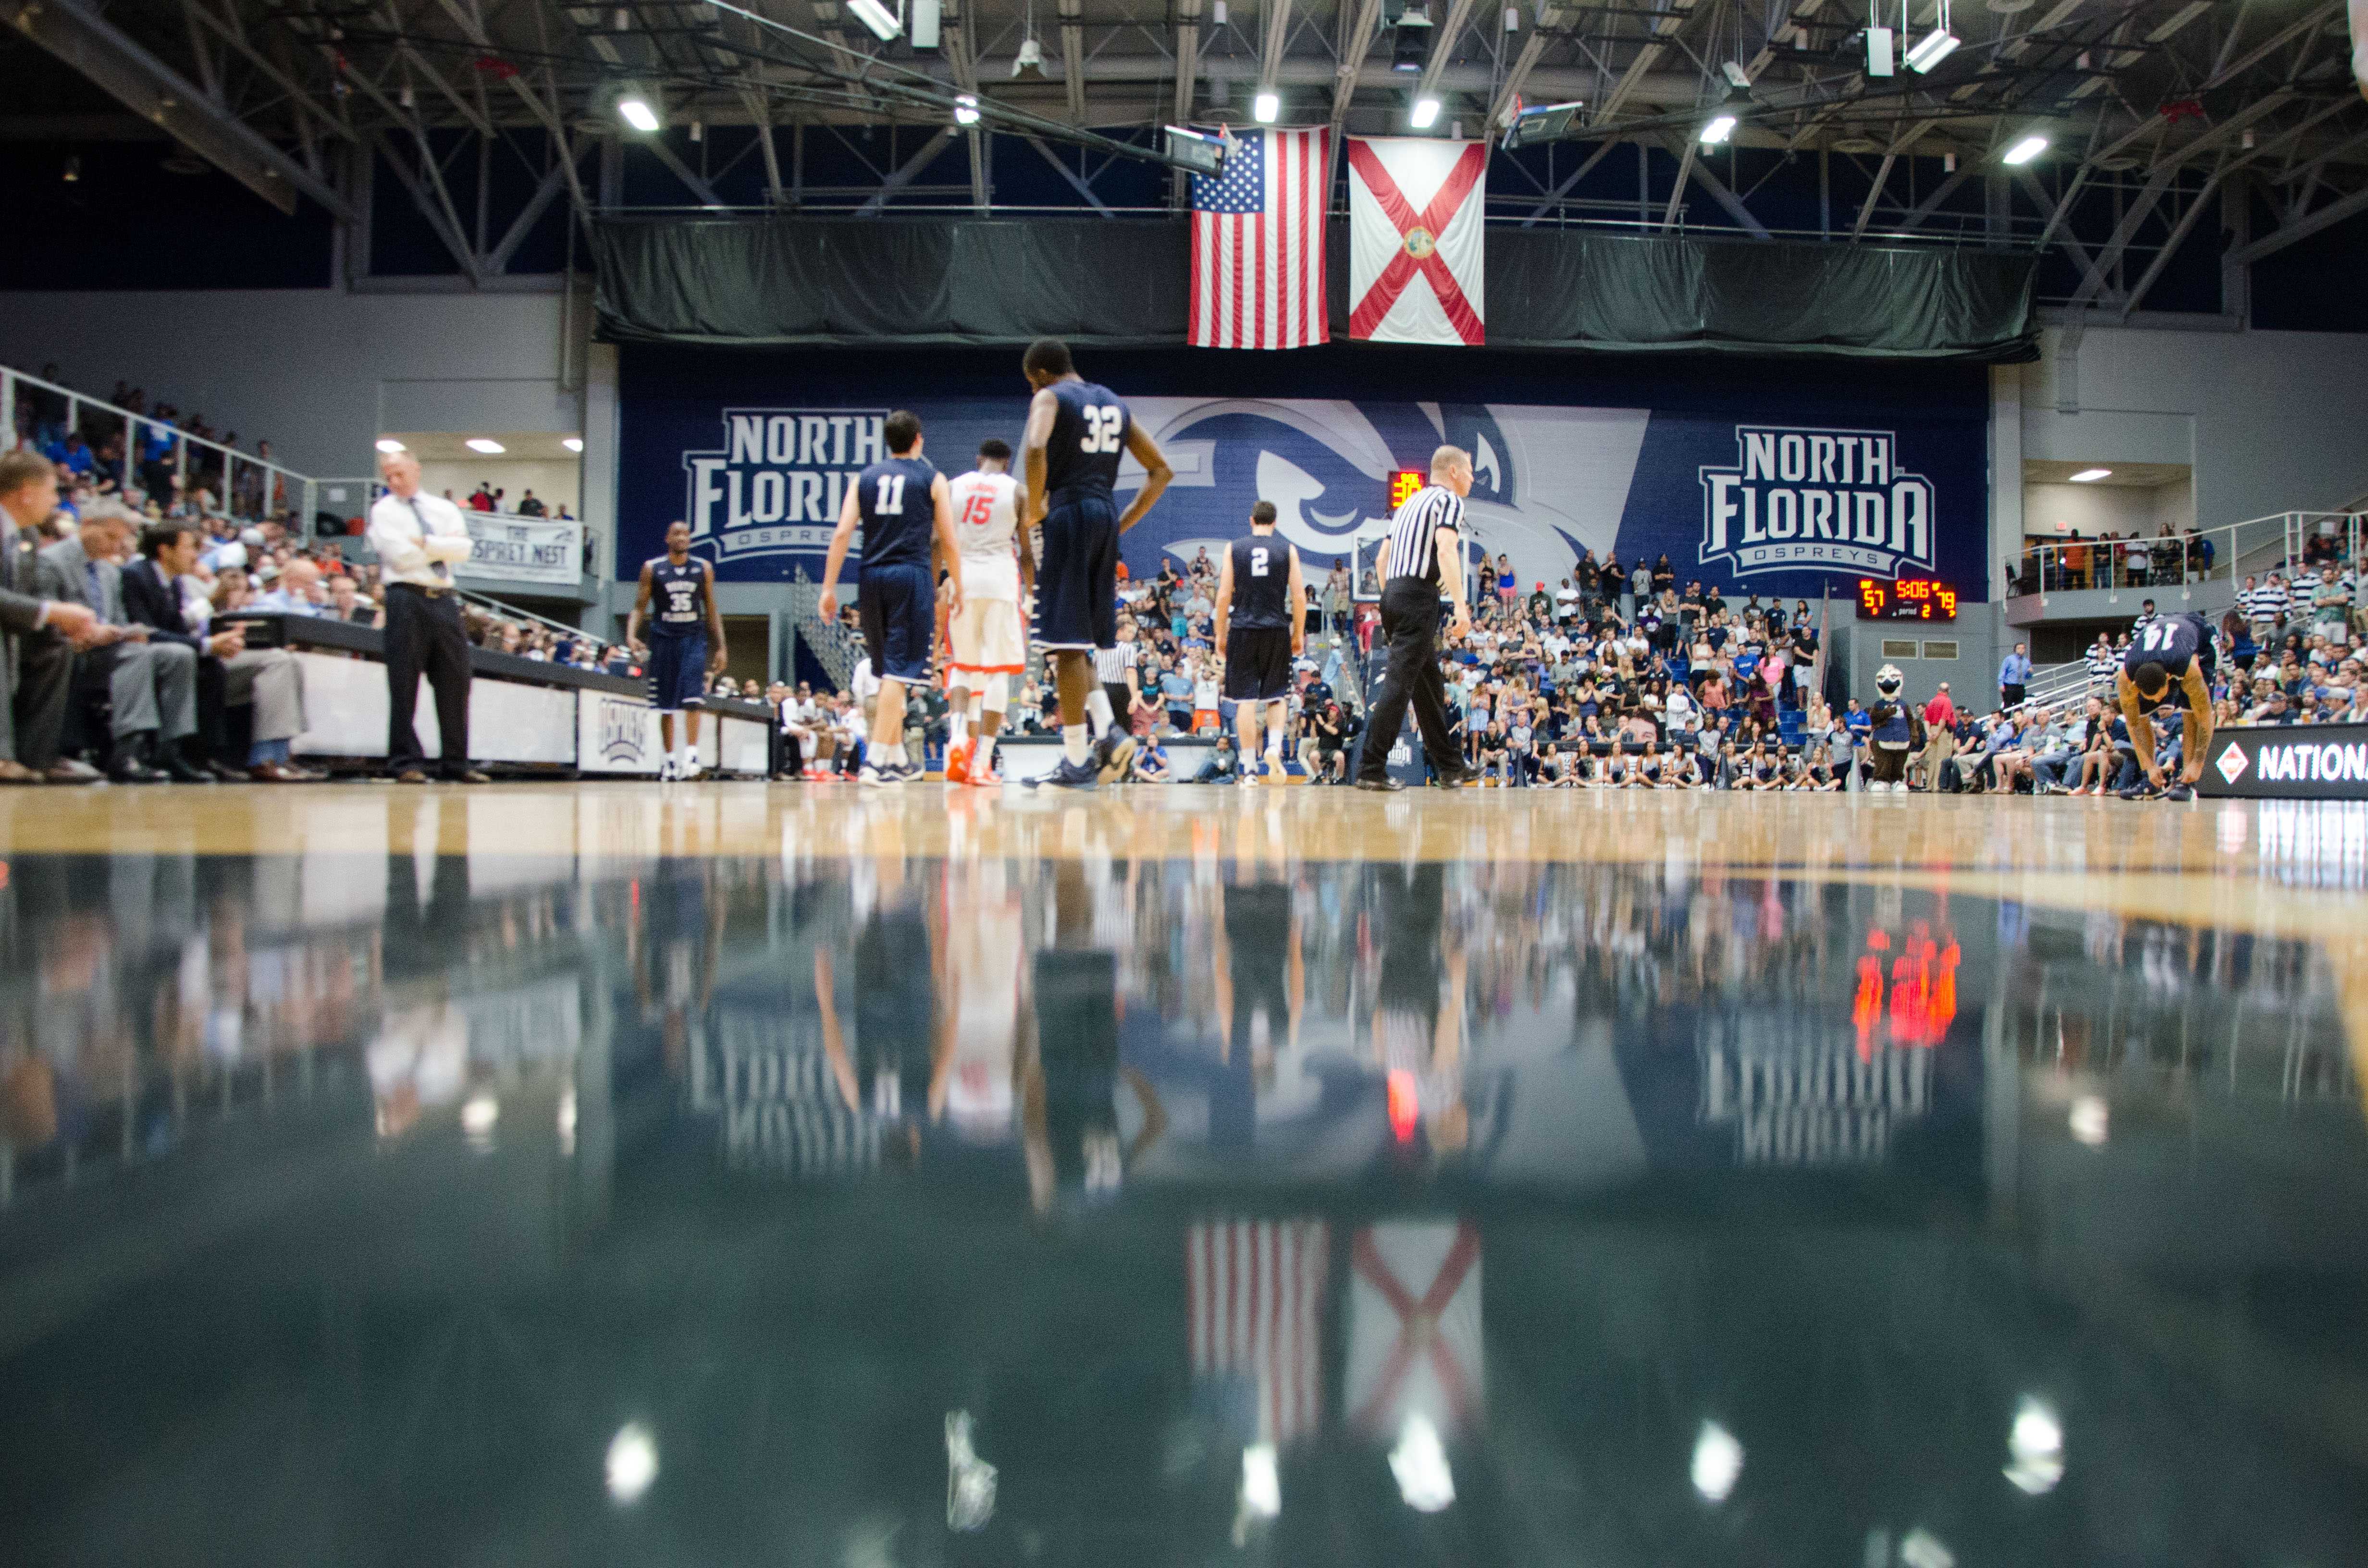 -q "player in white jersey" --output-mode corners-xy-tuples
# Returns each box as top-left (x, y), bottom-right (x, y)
(940, 439), (1033, 785)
